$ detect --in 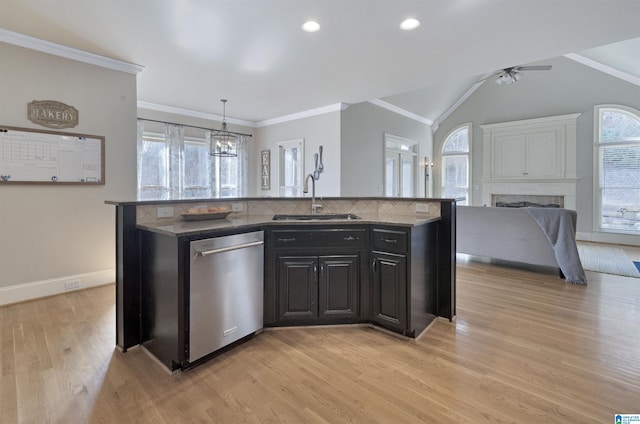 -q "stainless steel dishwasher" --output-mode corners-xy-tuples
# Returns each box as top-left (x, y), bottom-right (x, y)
(189, 230), (264, 363)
